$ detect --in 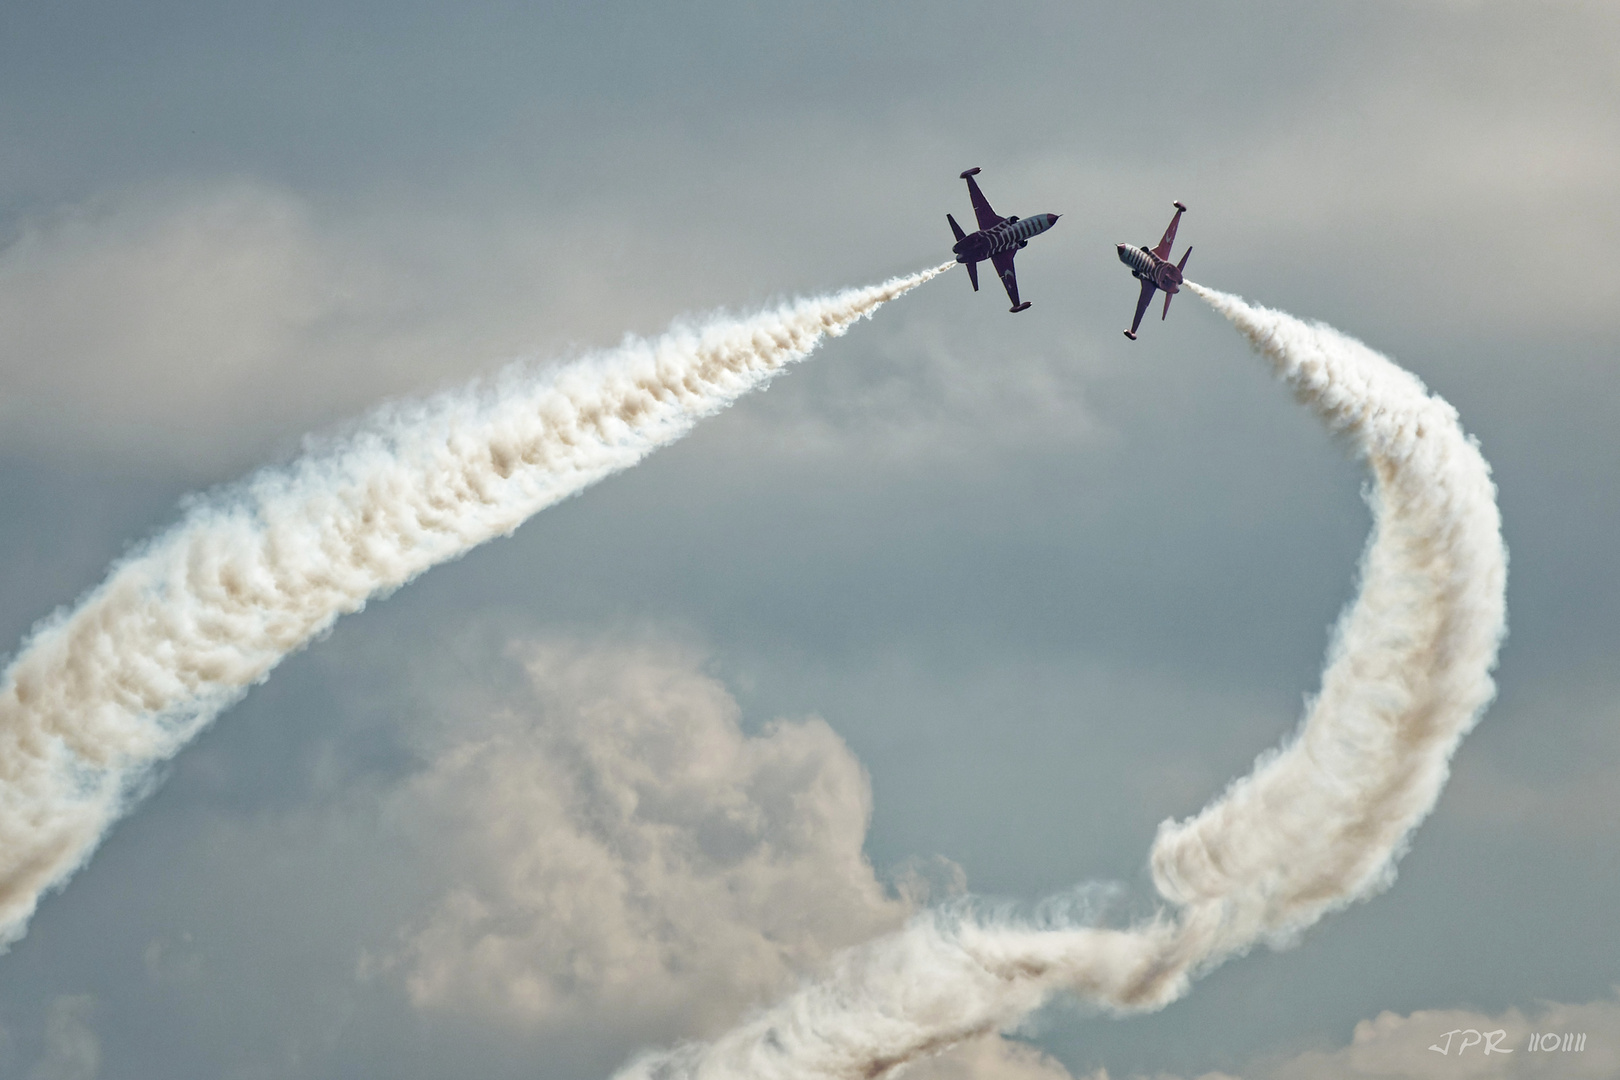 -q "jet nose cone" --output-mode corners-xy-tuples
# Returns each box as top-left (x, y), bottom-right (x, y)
(1049, 213), (1061, 223)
